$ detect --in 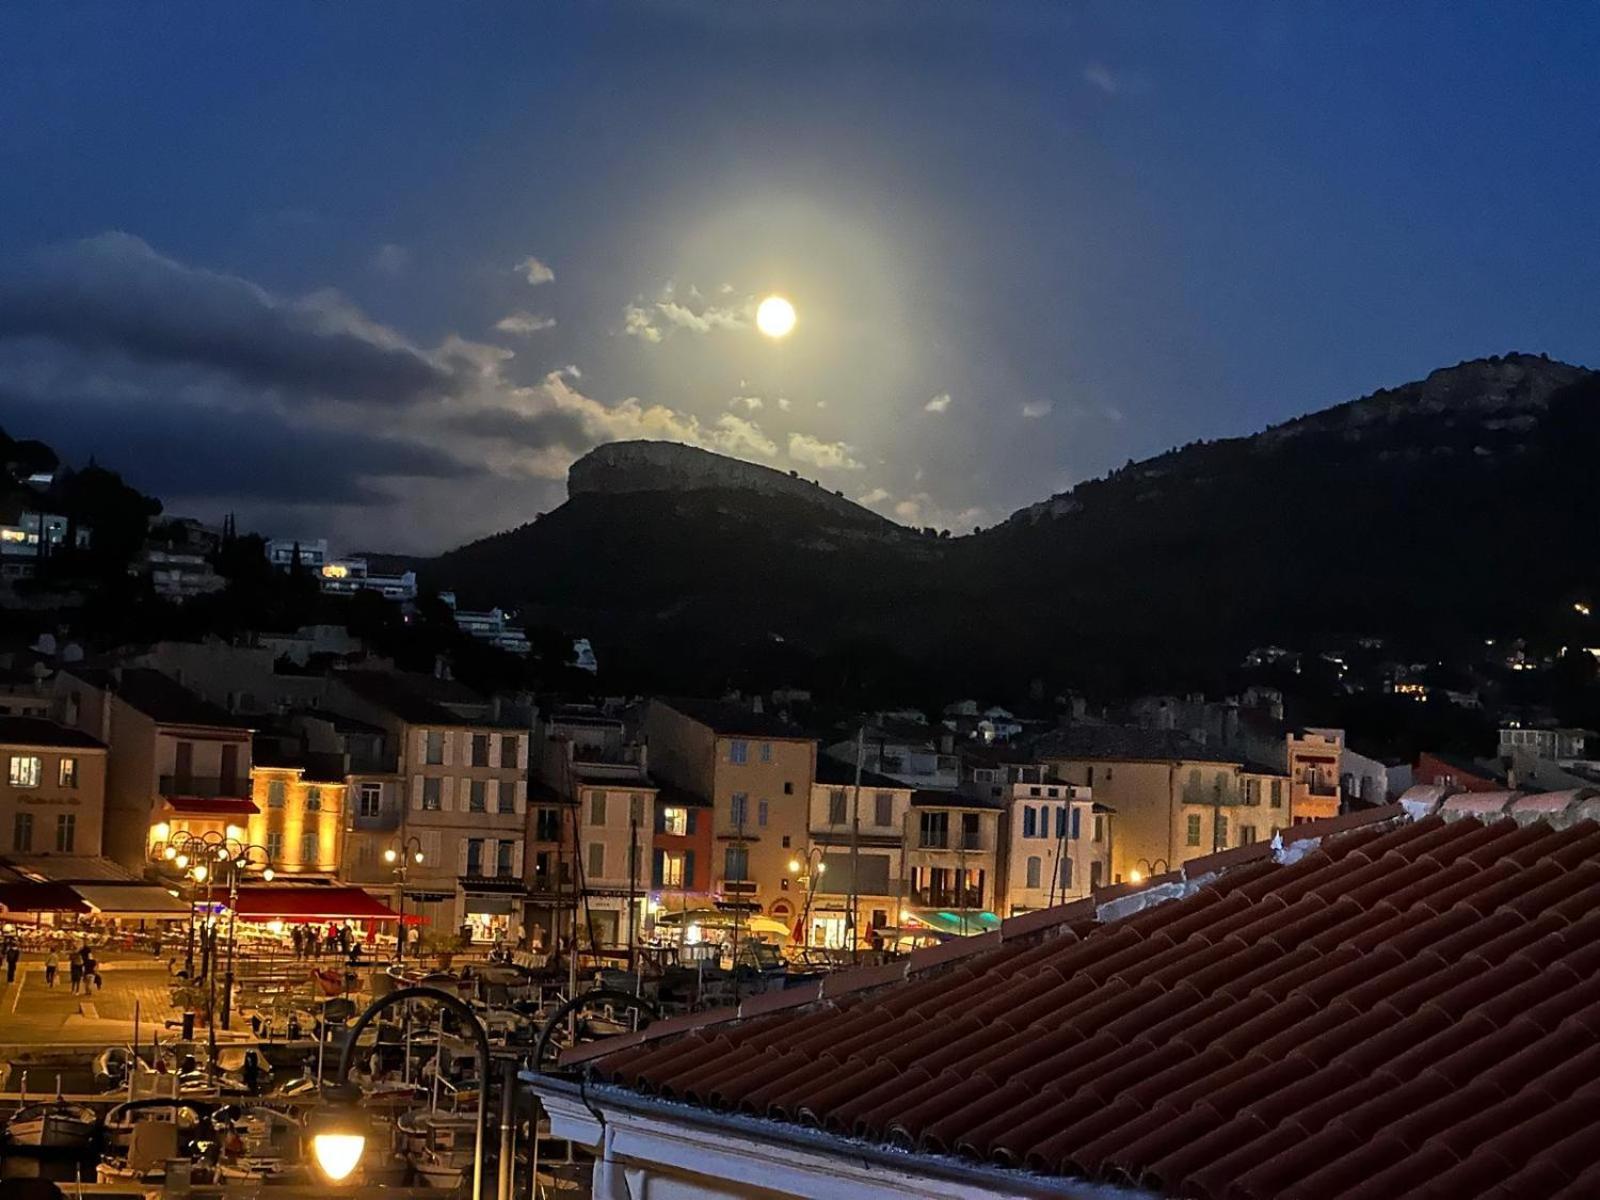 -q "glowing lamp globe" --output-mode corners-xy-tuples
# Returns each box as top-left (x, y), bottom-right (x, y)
(310, 1099), (368, 1182)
